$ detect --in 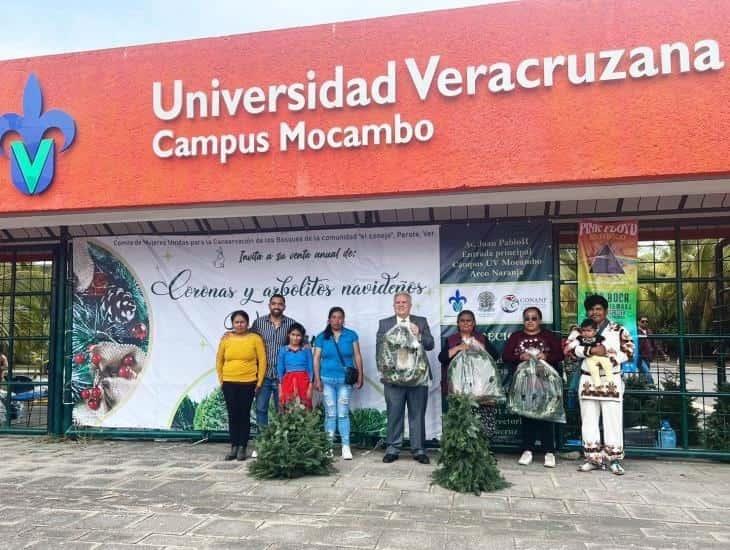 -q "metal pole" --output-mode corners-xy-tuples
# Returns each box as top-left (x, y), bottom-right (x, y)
(49, 229), (69, 435)
(715, 239), (728, 386)
(3, 251), (17, 429)
(674, 226), (689, 449)
(551, 223), (564, 450)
